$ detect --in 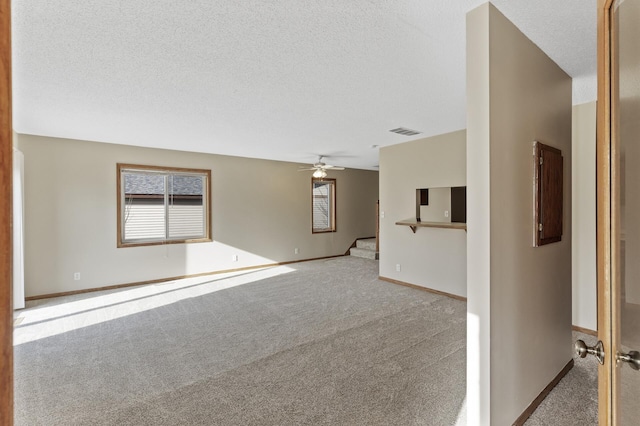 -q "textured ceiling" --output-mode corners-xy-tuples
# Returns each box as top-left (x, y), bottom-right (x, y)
(12, 1), (597, 170)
